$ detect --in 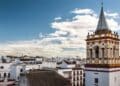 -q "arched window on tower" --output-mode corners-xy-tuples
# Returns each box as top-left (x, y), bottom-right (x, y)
(102, 48), (105, 58)
(110, 48), (112, 58)
(95, 46), (99, 58)
(113, 46), (115, 58)
(90, 49), (92, 58)
(8, 73), (10, 78)
(4, 73), (6, 78)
